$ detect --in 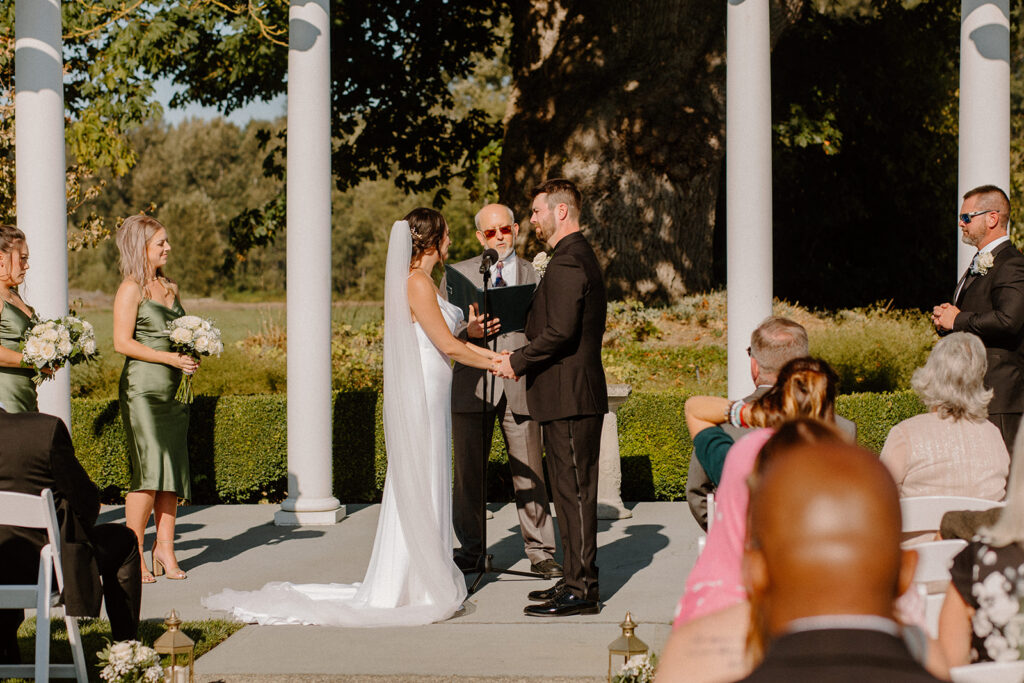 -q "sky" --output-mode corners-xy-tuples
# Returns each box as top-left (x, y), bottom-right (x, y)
(155, 77), (286, 126)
